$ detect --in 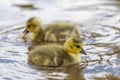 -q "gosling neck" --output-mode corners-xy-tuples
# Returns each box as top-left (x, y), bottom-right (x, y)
(63, 43), (79, 54)
(62, 48), (81, 66)
(31, 26), (44, 41)
(63, 48), (79, 54)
